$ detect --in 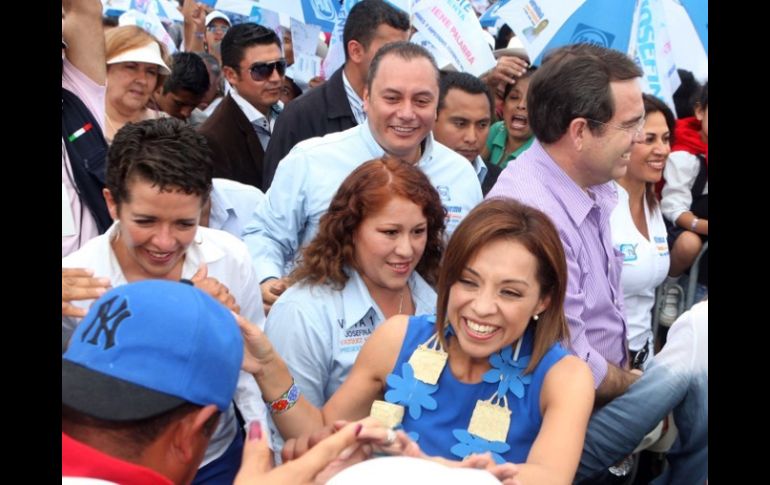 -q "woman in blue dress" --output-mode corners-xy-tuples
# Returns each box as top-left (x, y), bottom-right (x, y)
(240, 199), (594, 483)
